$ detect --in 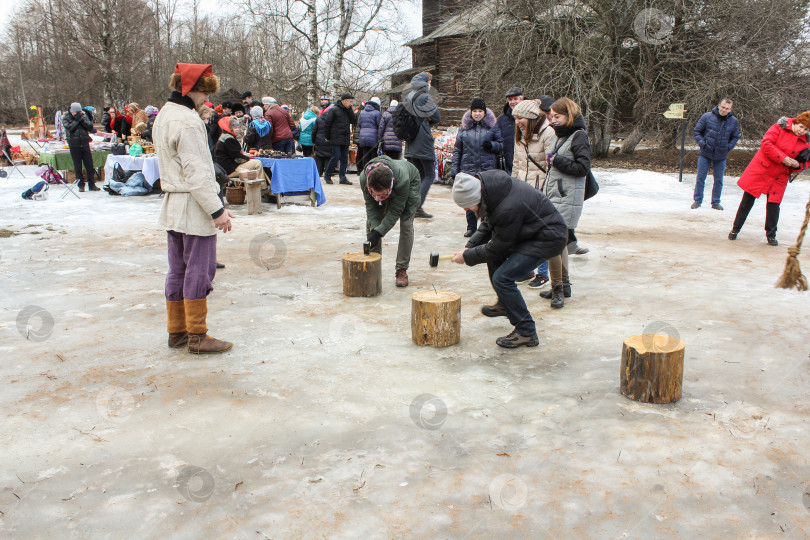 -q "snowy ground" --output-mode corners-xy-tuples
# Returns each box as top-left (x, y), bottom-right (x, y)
(1, 155), (810, 538)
